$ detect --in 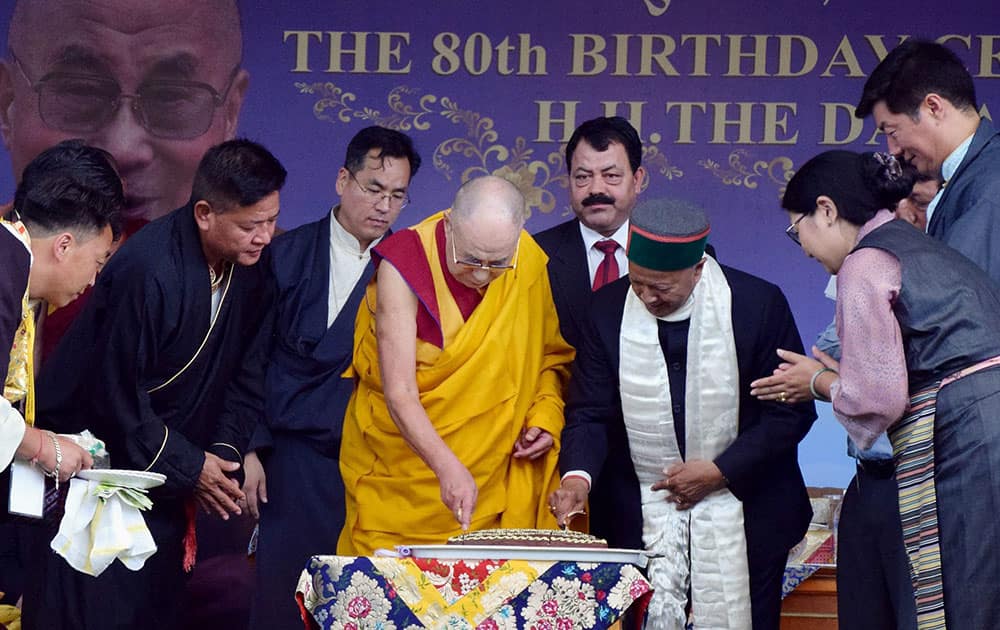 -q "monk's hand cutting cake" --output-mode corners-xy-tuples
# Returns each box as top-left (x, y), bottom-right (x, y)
(434, 455), (478, 531)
